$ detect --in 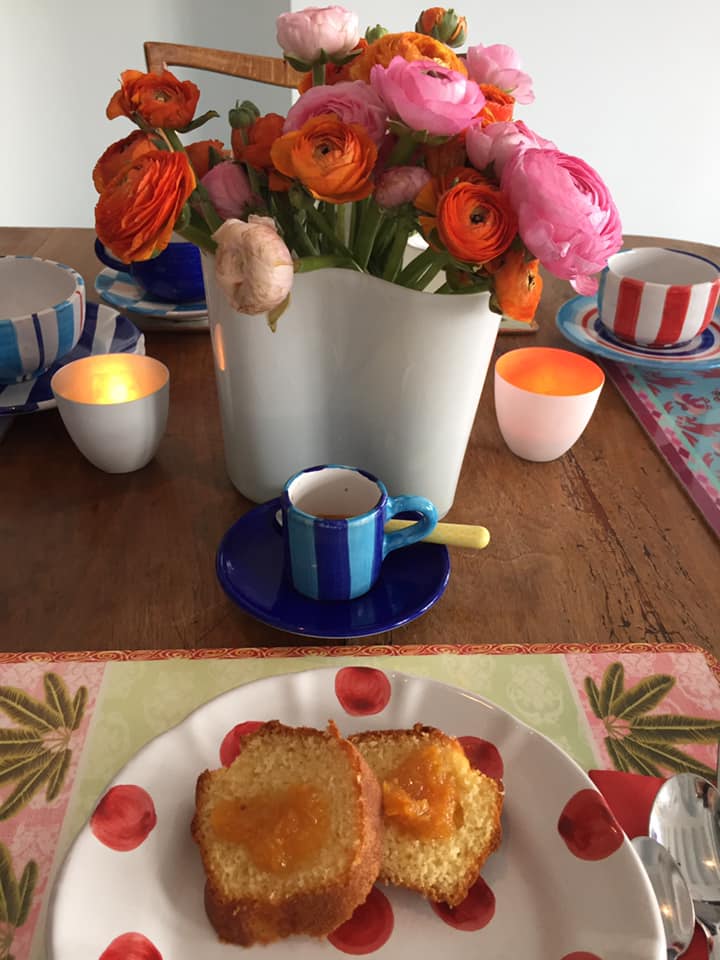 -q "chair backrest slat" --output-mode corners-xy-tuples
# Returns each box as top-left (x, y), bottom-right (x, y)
(143, 42), (302, 88)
